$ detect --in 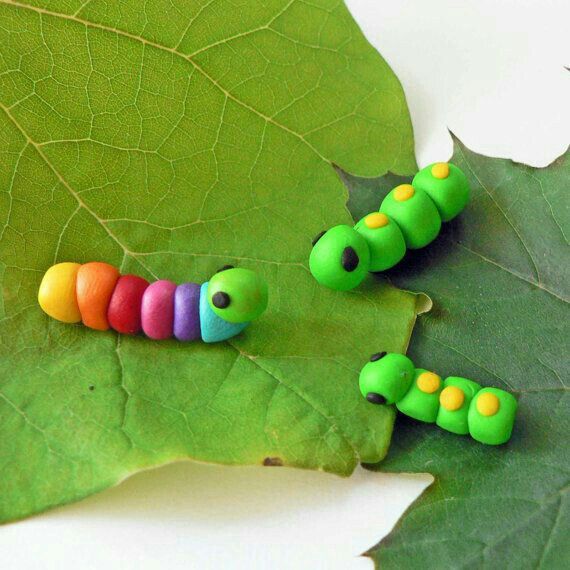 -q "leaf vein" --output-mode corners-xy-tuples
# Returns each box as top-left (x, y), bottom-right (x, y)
(1, 0), (332, 165)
